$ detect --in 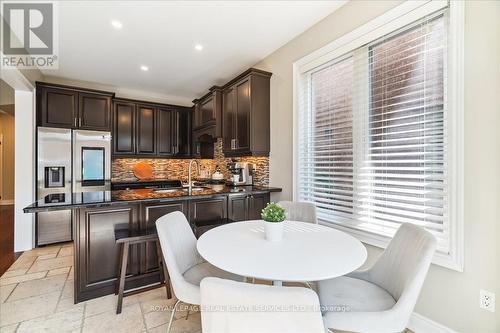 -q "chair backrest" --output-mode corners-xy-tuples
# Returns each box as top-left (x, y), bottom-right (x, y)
(156, 211), (202, 300)
(200, 277), (325, 333)
(278, 201), (317, 224)
(368, 223), (437, 306)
